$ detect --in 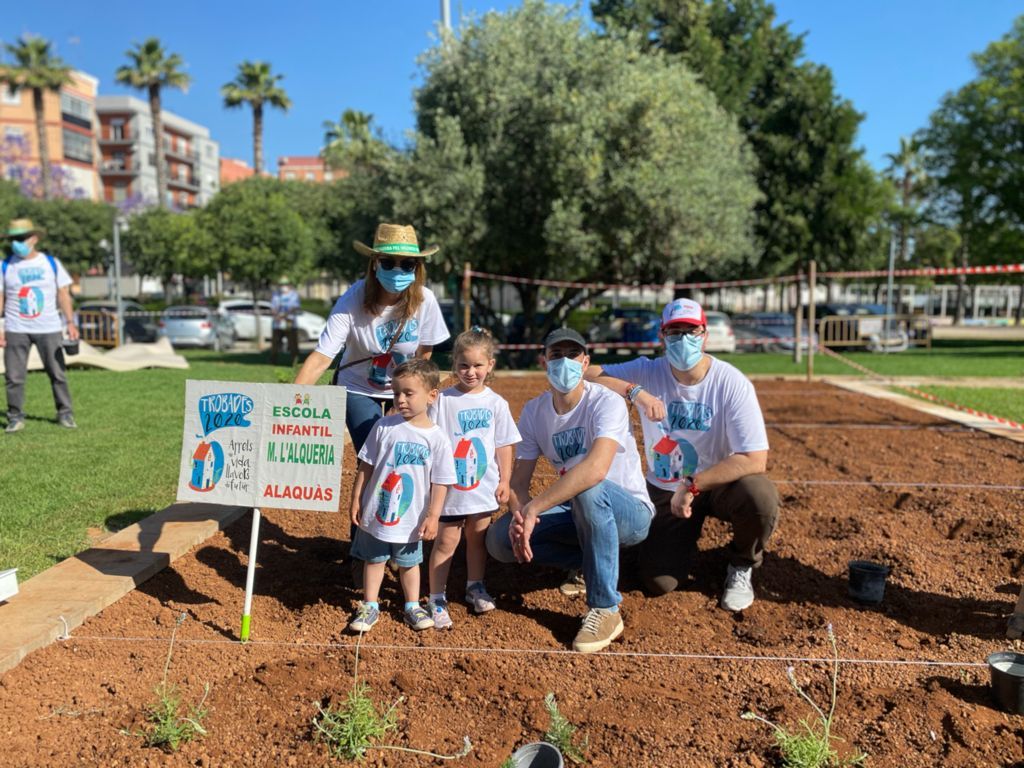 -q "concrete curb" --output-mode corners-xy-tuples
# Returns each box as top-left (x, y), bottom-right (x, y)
(0, 502), (248, 676)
